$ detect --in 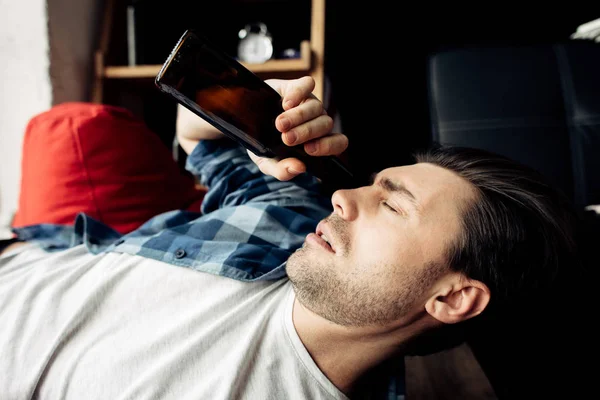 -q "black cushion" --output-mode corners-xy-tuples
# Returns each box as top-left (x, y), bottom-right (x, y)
(427, 40), (600, 208)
